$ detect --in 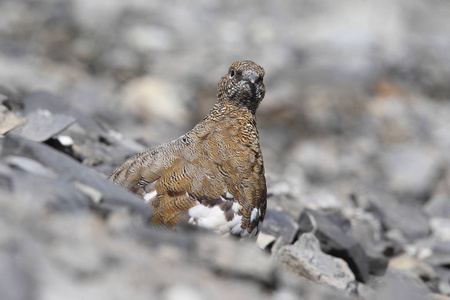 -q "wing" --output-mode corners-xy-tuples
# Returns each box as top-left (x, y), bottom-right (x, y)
(108, 141), (178, 197)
